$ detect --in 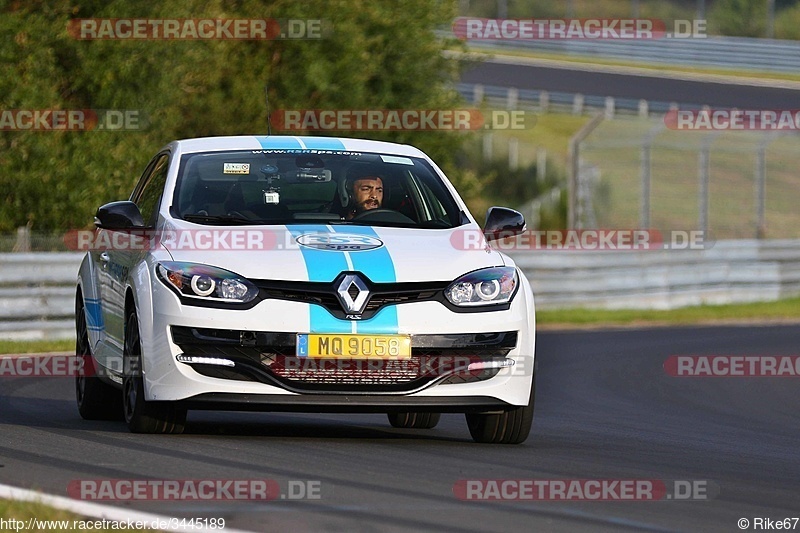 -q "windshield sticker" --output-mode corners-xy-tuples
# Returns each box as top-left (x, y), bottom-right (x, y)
(250, 149), (361, 156)
(223, 163), (250, 174)
(380, 155), (414, 166)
